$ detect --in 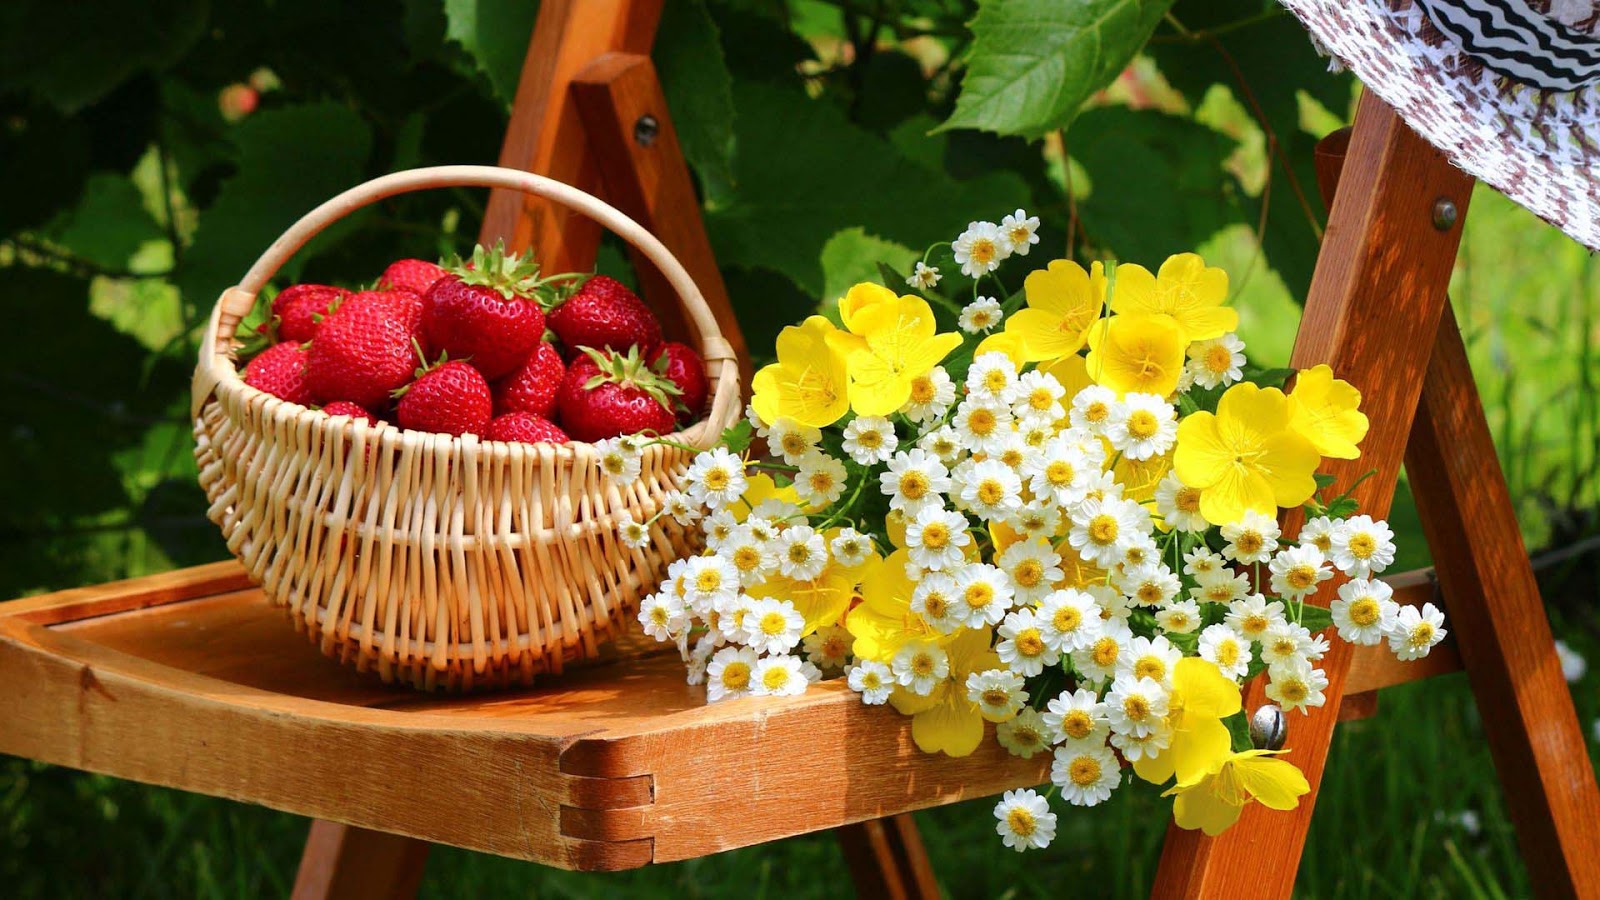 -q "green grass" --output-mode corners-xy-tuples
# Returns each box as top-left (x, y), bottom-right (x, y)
(4, 185), (1599, 898)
